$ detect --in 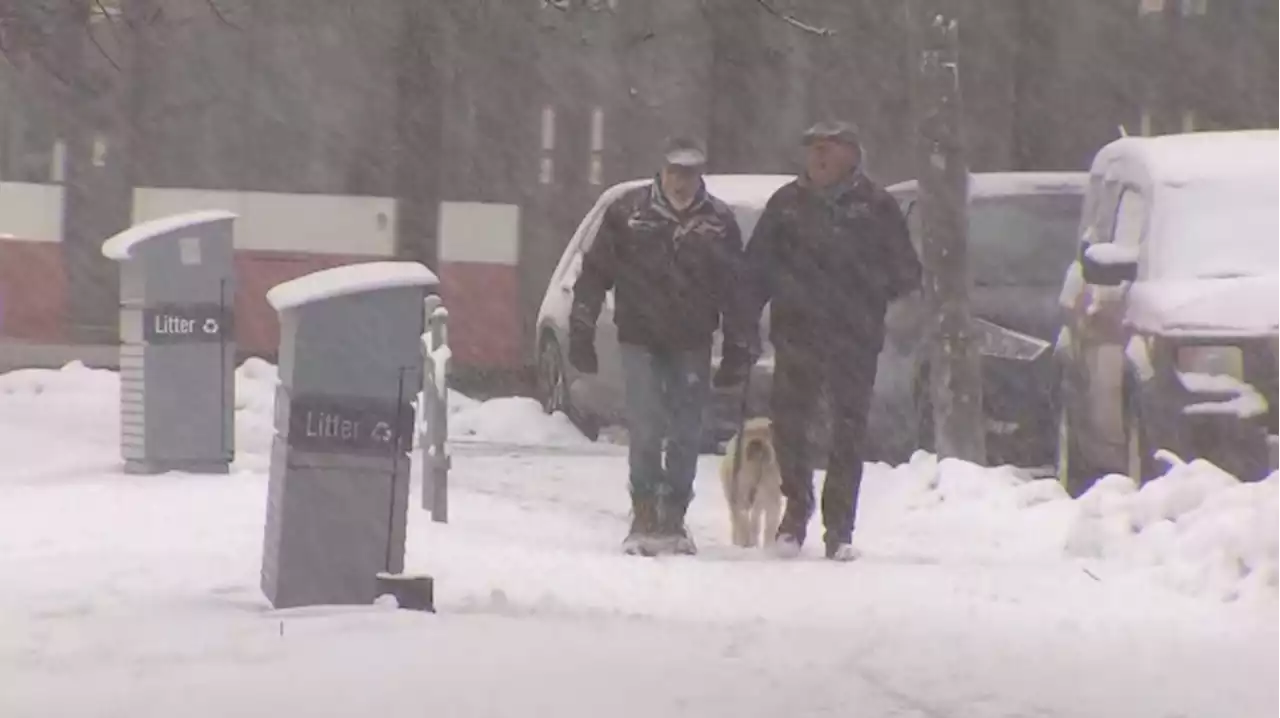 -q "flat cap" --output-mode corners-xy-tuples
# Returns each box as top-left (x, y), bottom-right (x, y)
(802, 120), (861, 147)
(663, 136), (708, 167)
